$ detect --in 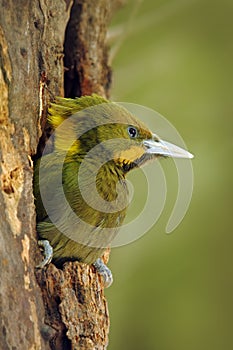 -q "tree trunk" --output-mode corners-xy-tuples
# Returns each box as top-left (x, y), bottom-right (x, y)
(0, 0), (122, 348)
